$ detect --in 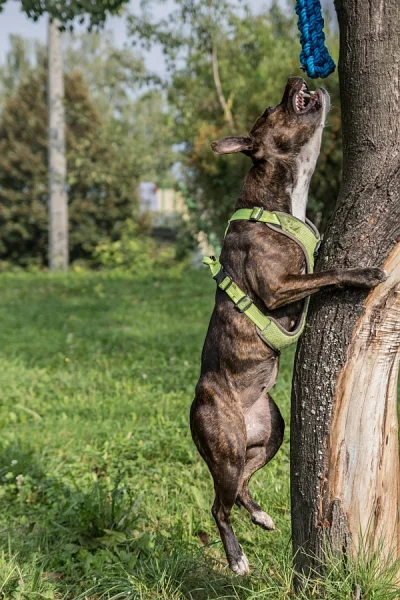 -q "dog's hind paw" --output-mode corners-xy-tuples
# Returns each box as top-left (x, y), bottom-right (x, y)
(230, 551), (249, 576)
(251, 510), (275, 530)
